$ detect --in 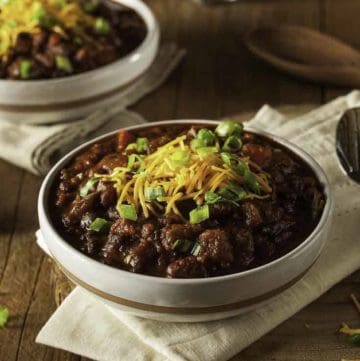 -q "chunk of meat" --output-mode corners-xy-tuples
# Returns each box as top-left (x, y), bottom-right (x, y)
(117, 130), (135, 150)
(110, 218), (138, 240)
(198, 229), (234, 268)
(80, 231), (103, 255)
(14, 33), (32, 55)
(161, 224), (202, 250)
(101, 218), (138, 265)
(63, 193), (98, 225)
(255, 236), (276, 260)
(232, 228), (255, 267)
(166, 256), (206, 278)
(126, 240), (156, 272)
(97, 180), (117, 208)
(242, 202), (263, 228)
(141, 222), (156, 241)
(242, 143), (272, 168)
(95, 153), (128, 173)
(210, 202), (238, 219)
